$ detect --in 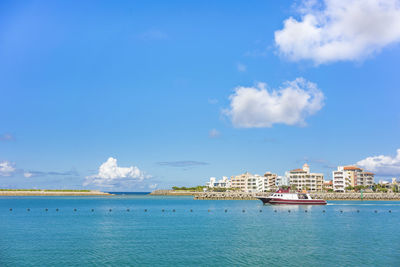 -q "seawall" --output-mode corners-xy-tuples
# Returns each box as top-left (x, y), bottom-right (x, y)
(149, 190), (199, 196)
(194, 192), (400, 201)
